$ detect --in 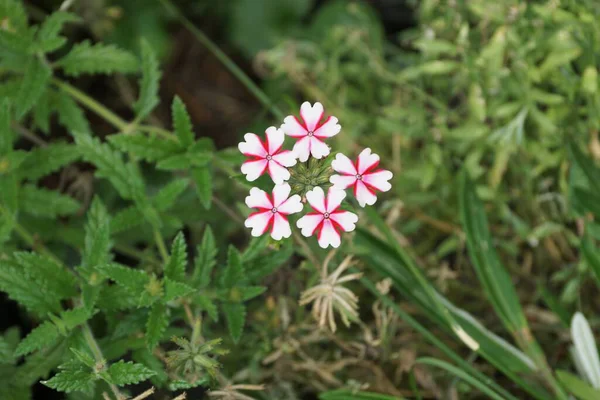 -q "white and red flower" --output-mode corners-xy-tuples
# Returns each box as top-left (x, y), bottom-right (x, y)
(239, 127), (297, 184)
(297, 187), (358, 249)
(281, 102), (341, 162)
(330, 148), (393, 207)
(244, 184), (303, 240)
